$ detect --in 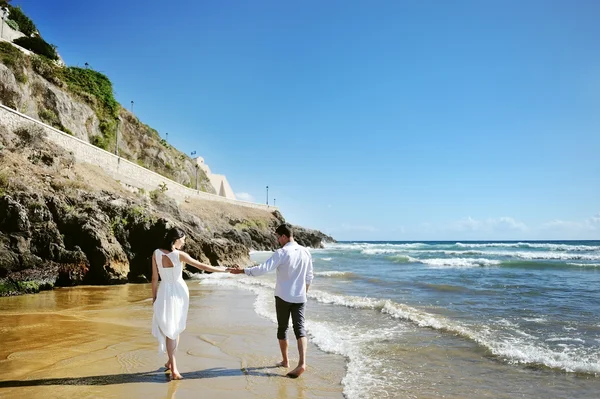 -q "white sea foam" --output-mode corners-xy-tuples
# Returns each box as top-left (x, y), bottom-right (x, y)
(324, 241), (600, 253)
(196, 274), (600, 378)
(403, 250), (600, 262)
(546, 337), (586, 343)
(567, 263), (600, 267)
(381, 301), (600, 374)
(197, 274), (391, 399)
(523, 317), (548, 323)
(455, 242), (600, 251)
(417, 258), (502, 268)
(320, 257), (333, 261)
(314, 271), (353, 277)
(323, 242), (429, 253)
